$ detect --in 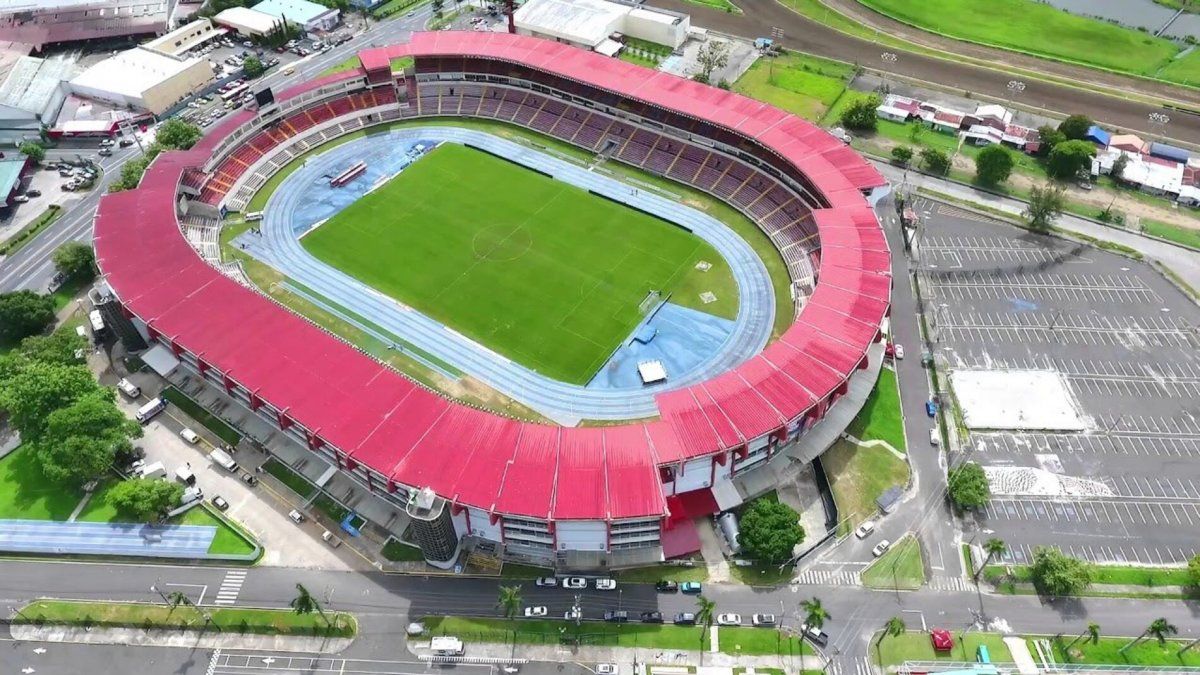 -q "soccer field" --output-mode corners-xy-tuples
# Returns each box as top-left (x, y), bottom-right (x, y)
(301, 143), (734, 384)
